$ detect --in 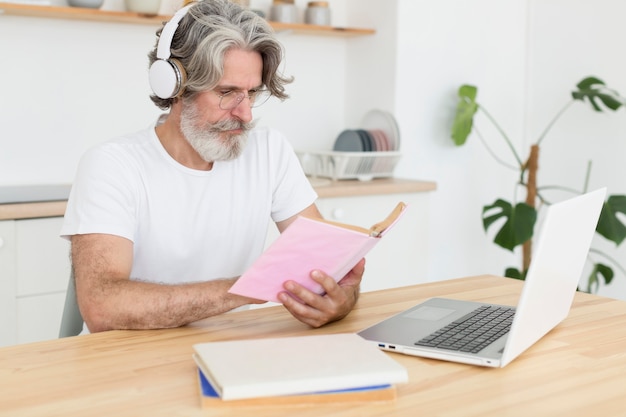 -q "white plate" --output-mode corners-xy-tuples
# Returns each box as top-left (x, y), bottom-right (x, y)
(360, 109), (400, 151)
